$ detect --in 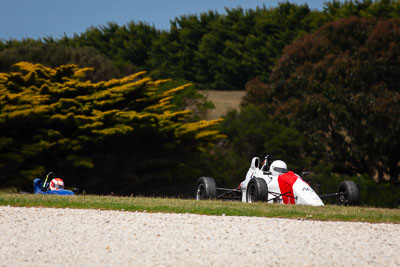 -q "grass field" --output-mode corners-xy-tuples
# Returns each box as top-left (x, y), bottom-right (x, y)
(1, 193), (399, 224)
